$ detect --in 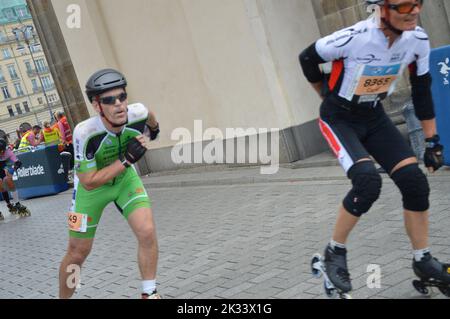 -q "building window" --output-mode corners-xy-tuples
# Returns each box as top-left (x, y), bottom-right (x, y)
(35, 59), (47, 72)
(31, 78), (39, 92)
(49, 94), (59, 103)
(23, 101), (30, 113)
(25, 61), (32, 72)
(38, 97), (43, 104)
(7, 105), (14, 117)
(30, 43), (41, 53)
(1, 86), (11, 99)
(16, 7), (28, 18)
(4, 9), (15, 20)
(0, 32), (5, 44)
(2, 48), (11, 59)
(15, 104), (22, 115)
(0, 68), (5, 83)
(7, 65), (18, 79)
(14, 83), (24, 96)
(42, 76), (53, 90)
